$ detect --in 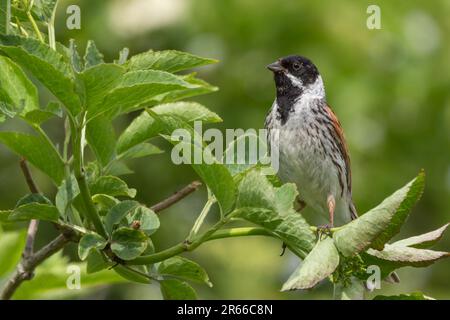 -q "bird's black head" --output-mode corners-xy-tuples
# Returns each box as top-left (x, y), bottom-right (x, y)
(267, 55), (323, 124)
(267, 55), (320, 96)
